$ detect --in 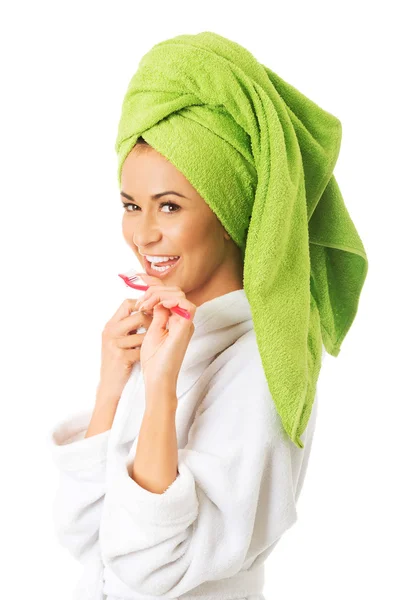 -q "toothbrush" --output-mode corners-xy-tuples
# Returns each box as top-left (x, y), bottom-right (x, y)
(118, 267), (191, 320)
